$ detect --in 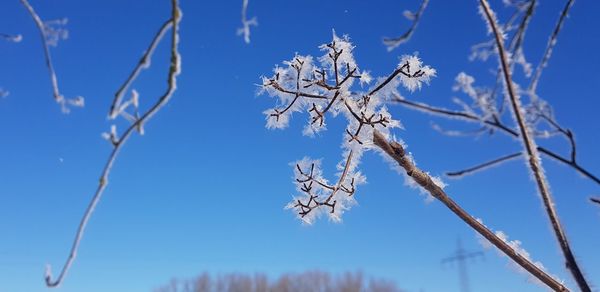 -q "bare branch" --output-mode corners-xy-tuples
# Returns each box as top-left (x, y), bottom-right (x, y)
(537, 147), (600, 185)
(590, 197), (600, 206)
(372, 130), (568, 292)
(446, 152), (522, 177)
(383, 0), (429, 51)
(479, 0), (590, 290)
(44, 0), (182, 287)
